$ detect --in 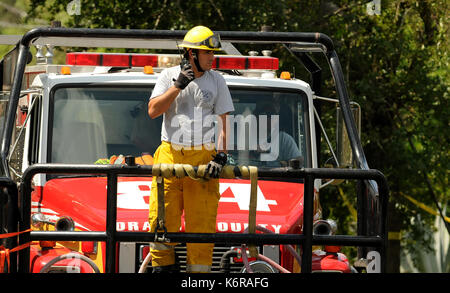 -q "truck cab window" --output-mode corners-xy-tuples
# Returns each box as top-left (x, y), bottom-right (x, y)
(50, 87), (161, 164)
(28, 95), (42, 165)
(227, 89), (308, 168)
